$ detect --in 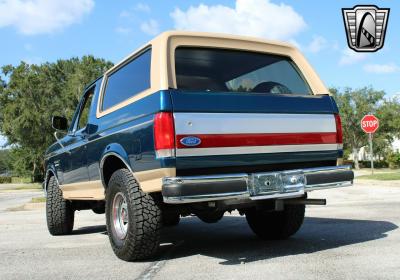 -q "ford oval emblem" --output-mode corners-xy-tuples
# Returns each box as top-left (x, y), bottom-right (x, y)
(180, 136), (201, 147)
